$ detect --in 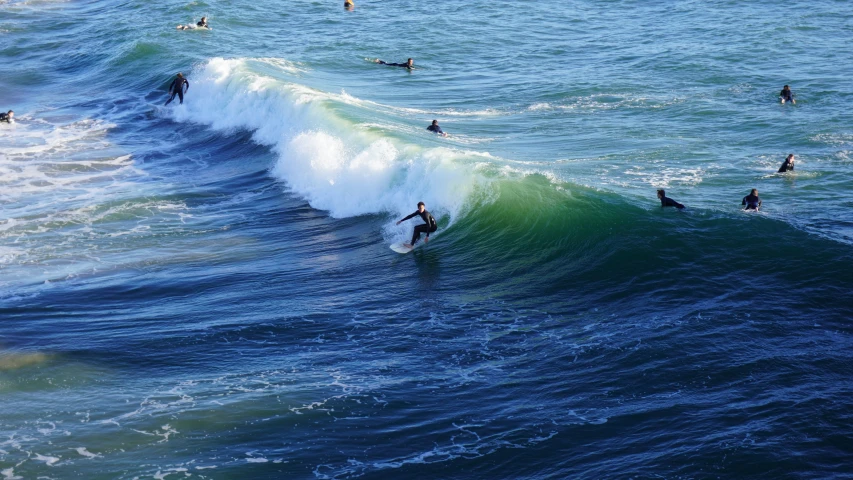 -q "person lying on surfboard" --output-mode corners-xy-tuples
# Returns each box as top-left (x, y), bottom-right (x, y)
(427, 119), (447, 137)
(396, 201), (437, 248)
(779, 85), (795, 104)
(656, 189), (685, 209)
(742, 188), (761, 211)
(178, 17), (209, 30)
(375, 58), (414, 70)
